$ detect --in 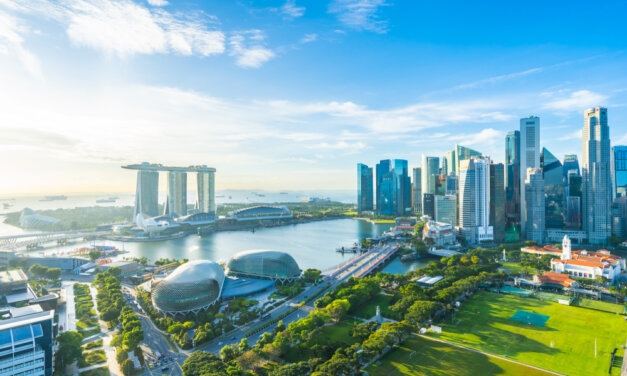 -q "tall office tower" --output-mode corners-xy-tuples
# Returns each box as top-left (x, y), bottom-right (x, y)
(563, 154), (580, 179)
(421, 155), (440, 207)
(565, 171), (583, 229)
(375, 159), (391, 214)
(412, 168), (422, 213)
(454, 145), (482, 175)
(457, 157), (493, 244)
(582, 107), (612, 244)
(611, 196), (627, 238)
(435, 174), (447, 196)
(520, 116), (540, 237)
(0, 307), (55, 376)
(444, 150), (455, 175)
(489, 163), (505, 242)
(393, 159), (412, 215)
(134, 169), (159, 218)
(196, 169), (216, 215)
(525, 168), (545, 243)
(423, 193), (435, 219)
(613, 146), (627, 198)
(541, 148), (565, 229)
(165, 171), (187, 217)
(446, 173), (458, 196)
(357, 163), (374, 213)
(436, 195), (457, 226)
(505, 131), (521, 241)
